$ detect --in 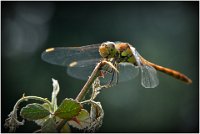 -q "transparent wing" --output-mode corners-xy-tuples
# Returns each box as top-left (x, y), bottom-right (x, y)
(41, 44), (101, 67)
(140, 64), (159, 88)
(129, 44), (159, 88)
(67, 61), (139, 83)
(66, 59), (100, 80)
(118, 62), (139, 82)
(129, 45), (142, 66)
